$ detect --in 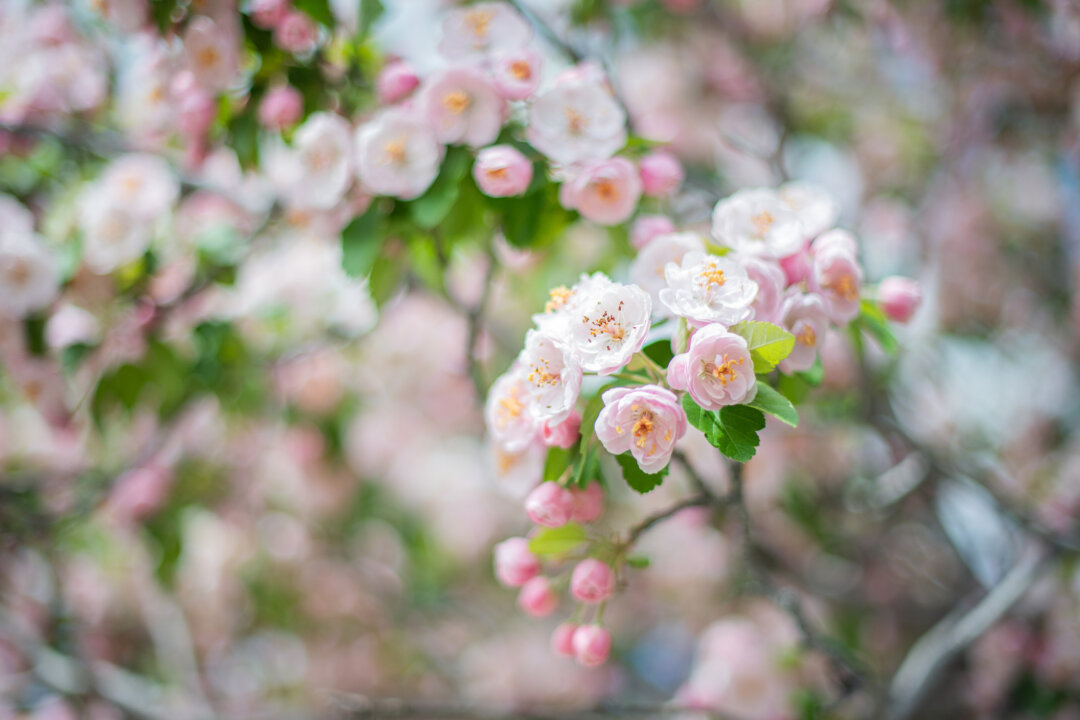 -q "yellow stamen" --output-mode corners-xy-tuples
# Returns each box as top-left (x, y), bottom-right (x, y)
(527, 358), (559, 387)
(510, 60), (532, 80)
(443, 90), (471, 115)
(544, 286), (573, 313)
(586, 310), (626, 342)
(565, 108), (586, 135)
(464, 8), (494, 40)
(828, 273), (858, 302)
(796, 325), (816, 347)
(4, 258), (31, 288)
(698, 263), (726, 289)
(632, 410), (655, 449)
(750, 210), (774, 236)
(383, 139), (407, 165)
(703, 354), (744, 386)
(592, 179), (619, 203)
